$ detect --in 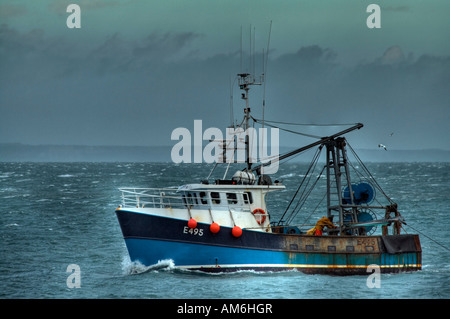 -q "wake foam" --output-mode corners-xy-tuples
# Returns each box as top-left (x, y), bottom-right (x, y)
(121, 256), (175, 275)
